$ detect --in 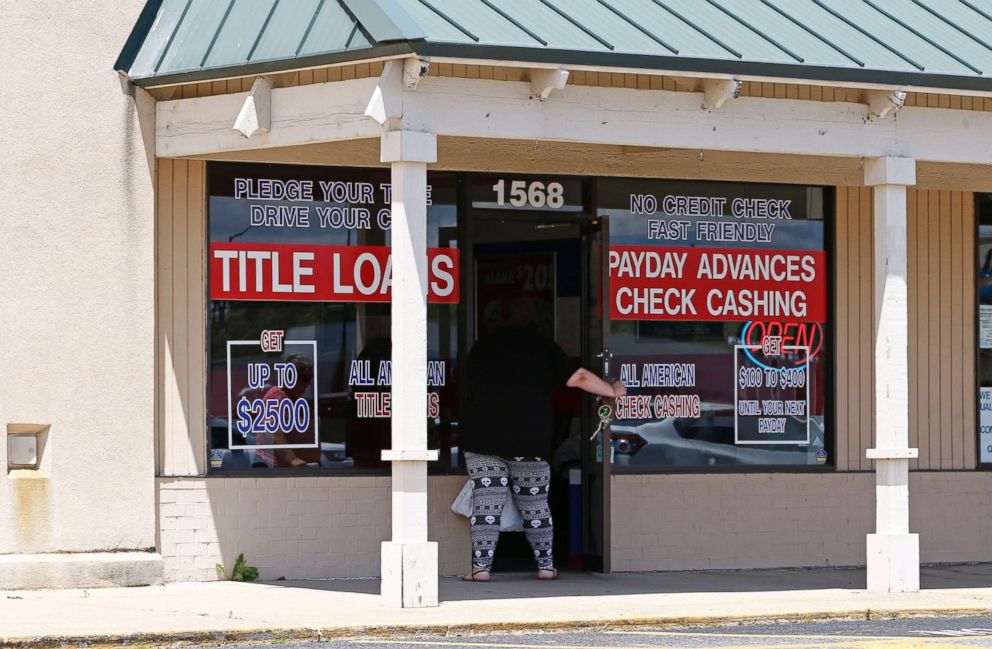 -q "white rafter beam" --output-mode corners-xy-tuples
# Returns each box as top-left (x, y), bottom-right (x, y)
(156, 77), (381, 157)
(156, 74), (992, 165)
(529, 67), (569, 101)
(364, 60), (404, 126)
(232, 76), (272, 138)
(702, 78), (742, 109)
(403, 57), (430, 89)
(867, 89), (907, 119)
(364, 58), (429, 128)
(401, 76), (992, 164)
